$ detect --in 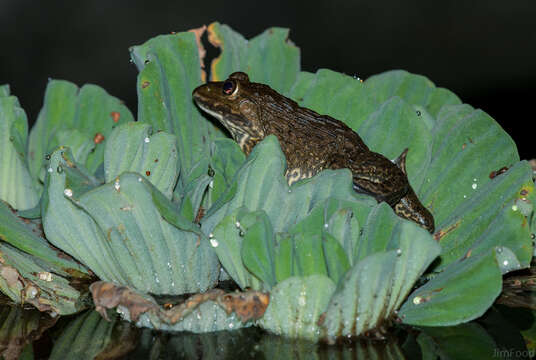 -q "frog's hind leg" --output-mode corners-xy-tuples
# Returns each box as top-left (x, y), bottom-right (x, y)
(352, 178), (408, 206)
(393, 188), (435, 233)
